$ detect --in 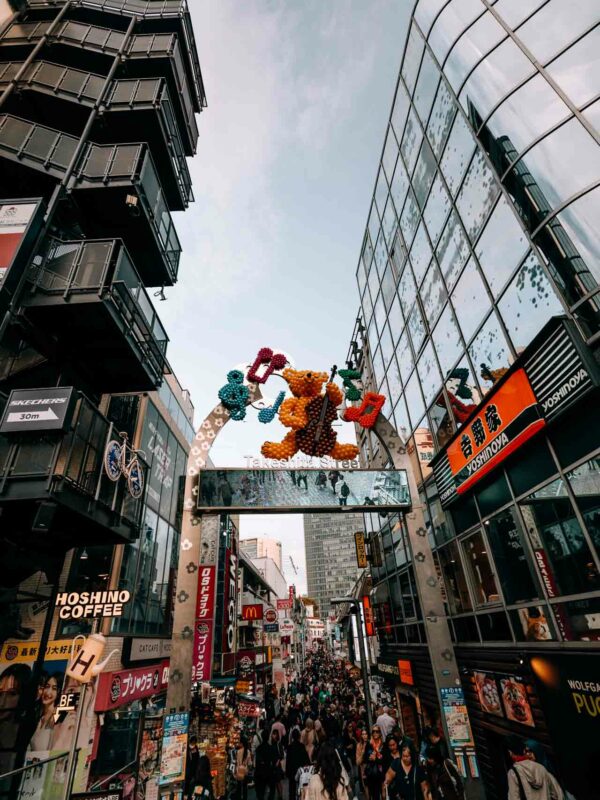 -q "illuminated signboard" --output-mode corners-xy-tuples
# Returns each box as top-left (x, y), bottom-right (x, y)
(197, 469), (410, 513)
(432, 317), (600, 508)
(354, 531), (368, 568)
(397, 659), (414, 686)
(241, 604), (263, 621)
